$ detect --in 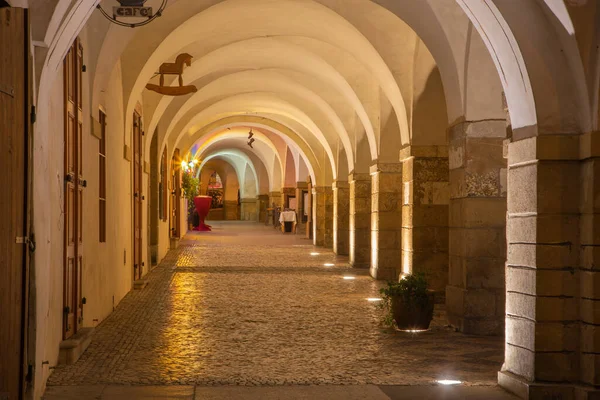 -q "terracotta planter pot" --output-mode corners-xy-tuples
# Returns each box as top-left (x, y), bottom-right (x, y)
(391, 292), (435, 330)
